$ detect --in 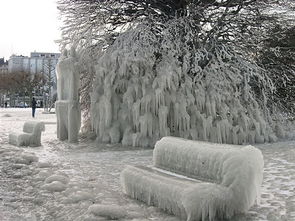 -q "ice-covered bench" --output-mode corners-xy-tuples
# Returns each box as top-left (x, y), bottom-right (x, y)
(121, 136), (264, 221)
(9, 121), (45, 147)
